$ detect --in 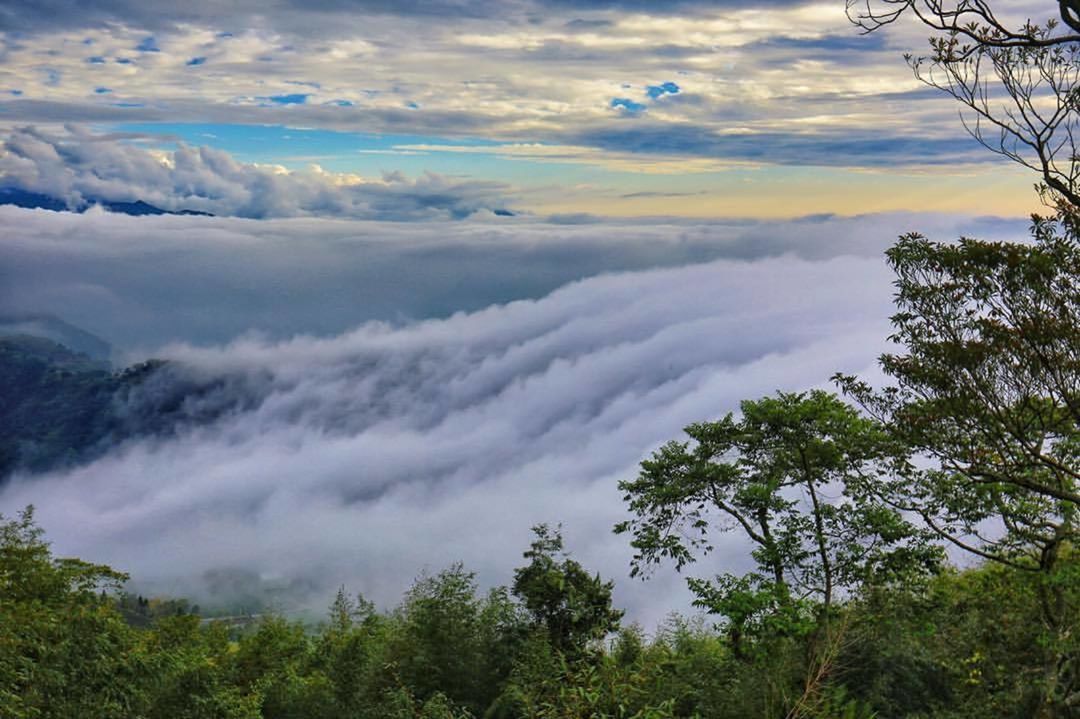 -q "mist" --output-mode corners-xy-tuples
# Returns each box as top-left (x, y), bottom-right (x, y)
(0, 192), (1035, 624)
(1, 248), (904, 626)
